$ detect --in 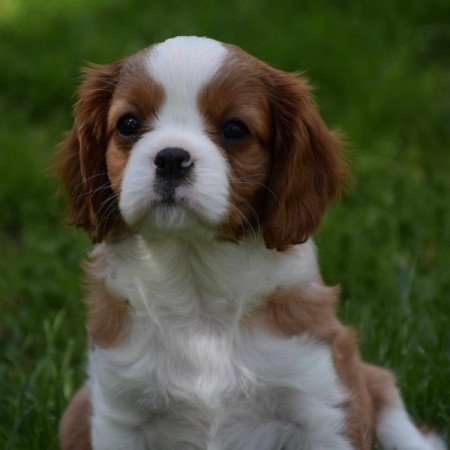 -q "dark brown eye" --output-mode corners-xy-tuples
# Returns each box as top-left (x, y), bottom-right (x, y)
(221, 120), (250, 141)
(116, 114), (141, 138)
